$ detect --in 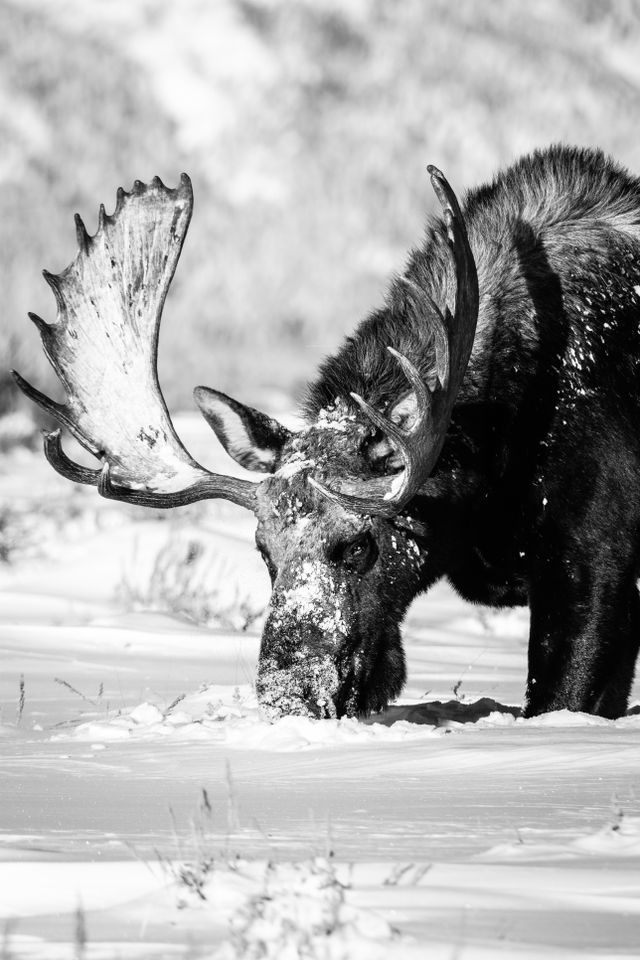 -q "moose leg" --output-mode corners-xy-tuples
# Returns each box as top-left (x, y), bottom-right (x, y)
(524, 541), (640, 719)
(591, 583), (640, 717)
